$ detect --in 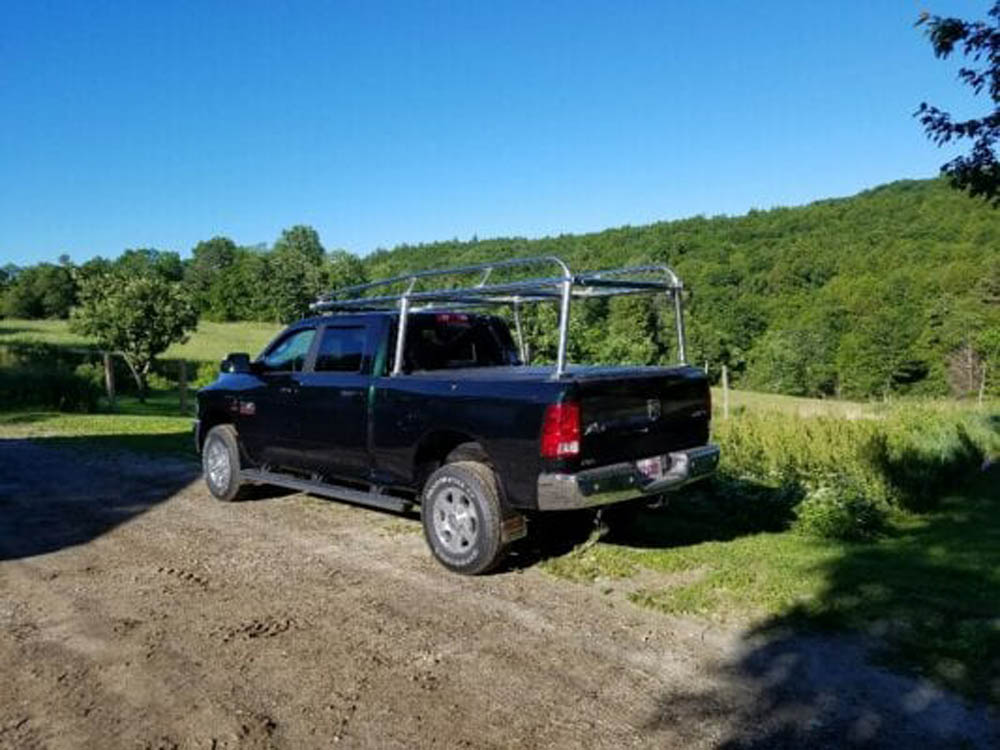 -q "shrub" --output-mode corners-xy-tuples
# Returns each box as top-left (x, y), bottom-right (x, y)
(146, 371), (175, 391)
(714, 406), (999, 513)
(793, 478), (888, 541)
(74, 361), (105, 391)
(0, 367), (100, 412)
(192, 361), (219, 388)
